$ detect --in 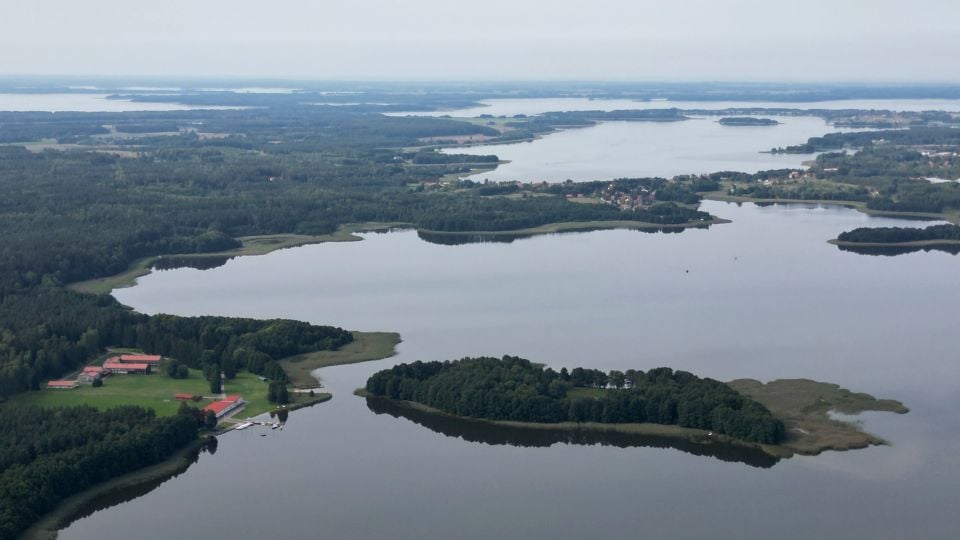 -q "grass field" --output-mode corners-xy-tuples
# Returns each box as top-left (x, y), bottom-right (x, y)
(15, 368), (285, 418)
(279, 331), (400, 387)
(728, 378), (908, 455)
